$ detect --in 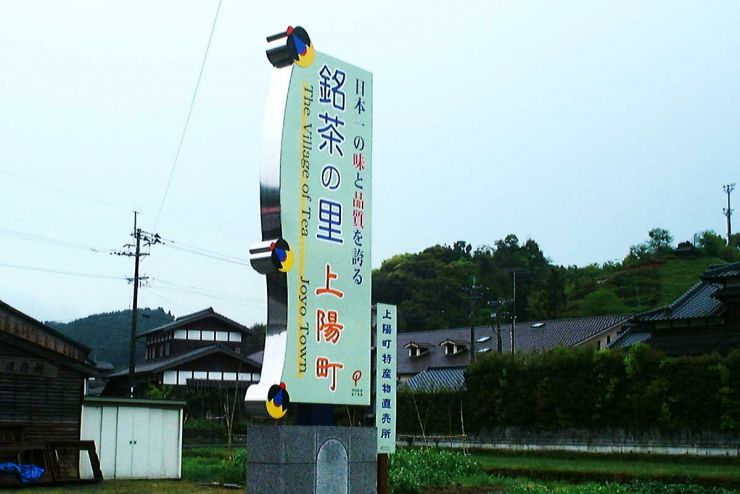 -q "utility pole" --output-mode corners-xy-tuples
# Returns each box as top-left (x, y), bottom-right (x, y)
(501, 268), (527, 354)
(488, 300), (510, 354)
(462, 277), (488, 364)
(511, 271), (516, 354)
(723, 183), (735, 244)
(112, 212), (162, 397)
